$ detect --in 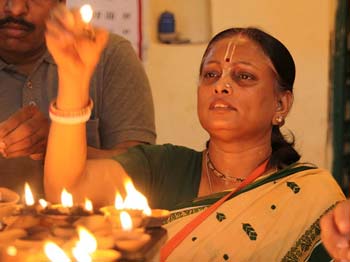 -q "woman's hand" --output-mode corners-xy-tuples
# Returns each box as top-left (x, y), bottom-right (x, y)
(45, 4), (108, 81)
(320, 200), (350, 261)
(45, 3), (108, 109)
